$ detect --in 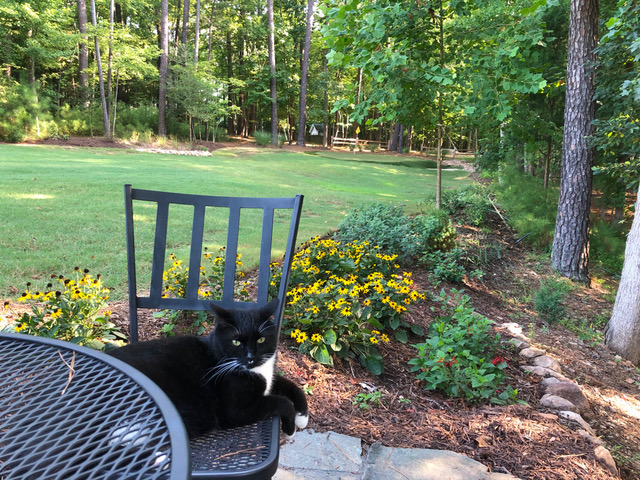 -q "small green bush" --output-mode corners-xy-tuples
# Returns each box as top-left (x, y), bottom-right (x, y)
(441, 184), (492, 227)
(337, 203), (457, 263)
(409, 289), (519, 404)
(533, 278), (570, 324)
(254, 130), (271, 146)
